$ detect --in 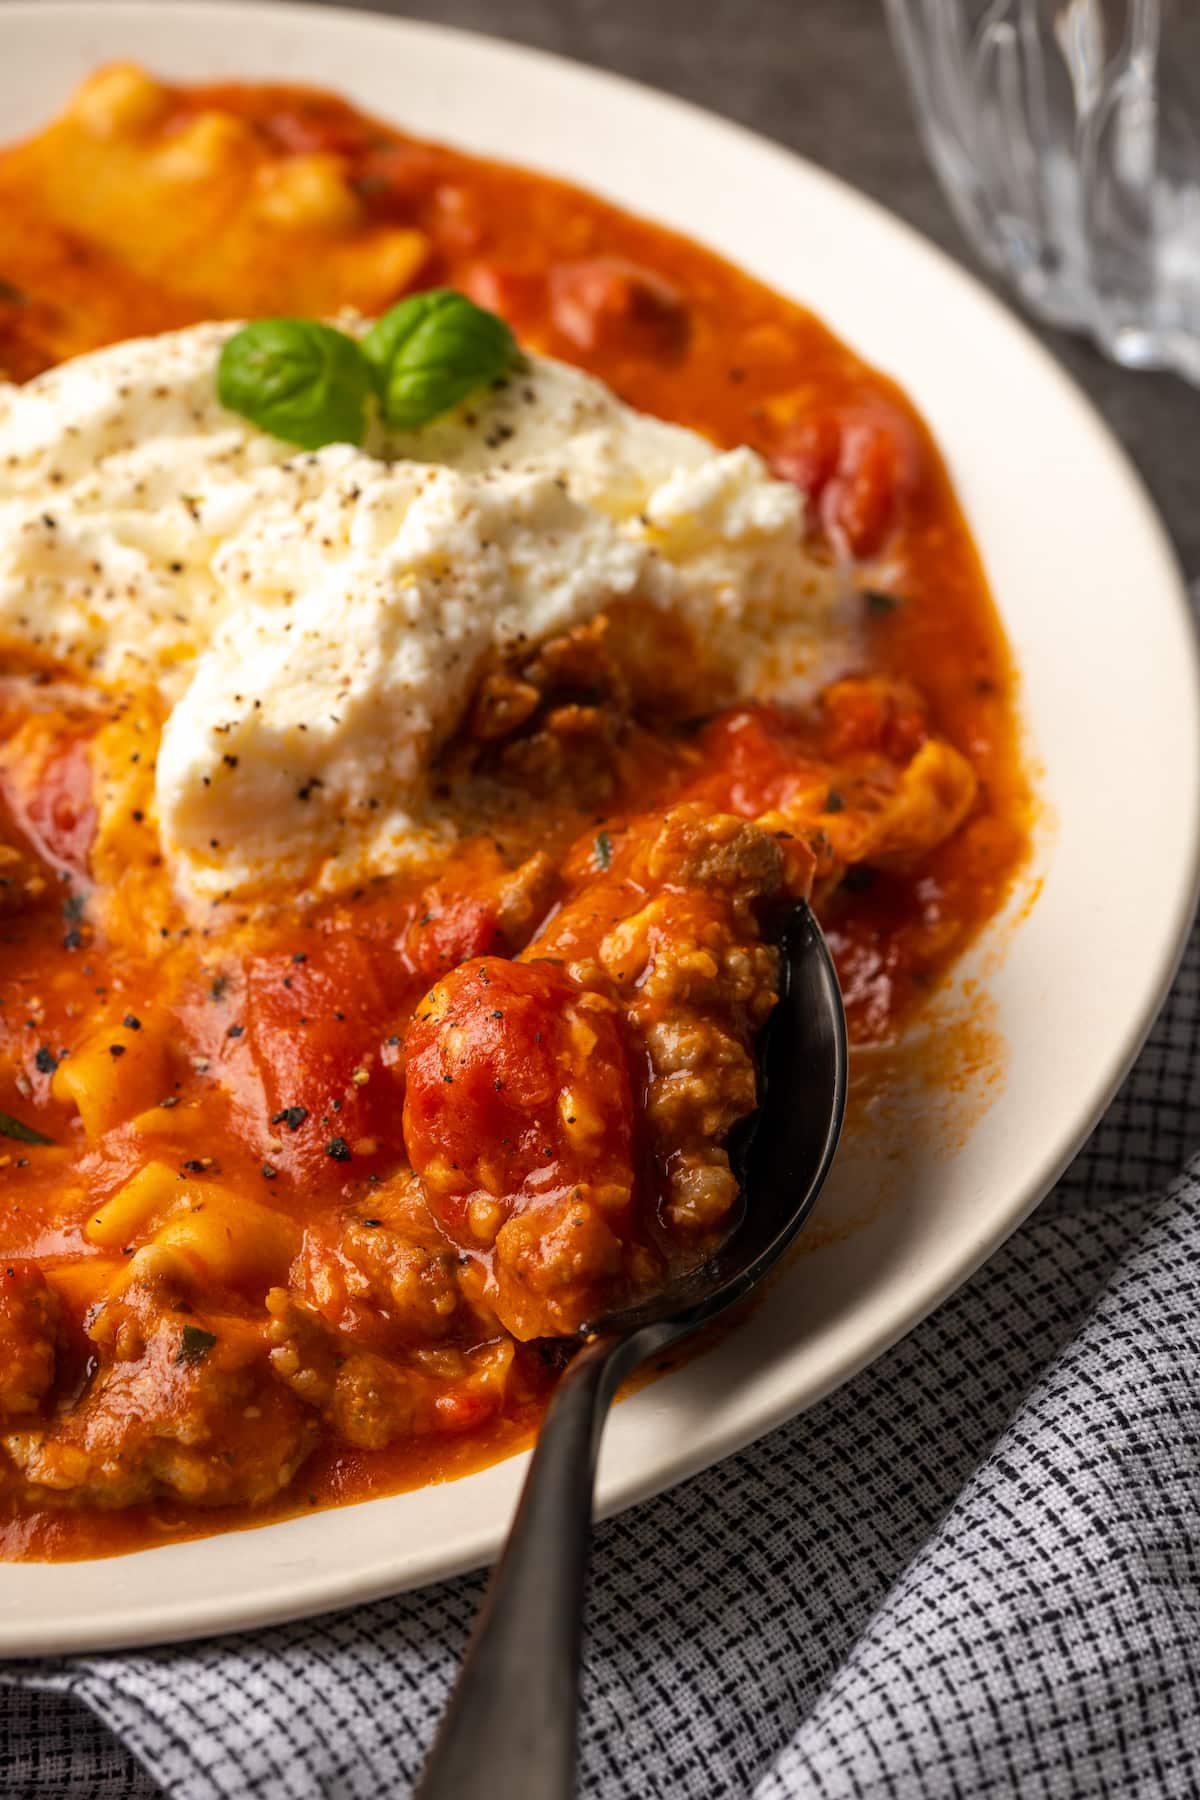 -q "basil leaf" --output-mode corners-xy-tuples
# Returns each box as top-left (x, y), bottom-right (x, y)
(363, 290), (520, 431)
(175, 1325), (217, 1366)
(217, 319), (373, 450)
(593, 829), (613, 870)
(863, 588), (904, 615)
(0, 1109), (53, 1146)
